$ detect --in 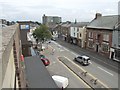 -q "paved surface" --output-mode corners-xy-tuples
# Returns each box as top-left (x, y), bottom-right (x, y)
(56, 38), (120, 73)
(42, 43), (92, 88)
(44, 40), (119, 89)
